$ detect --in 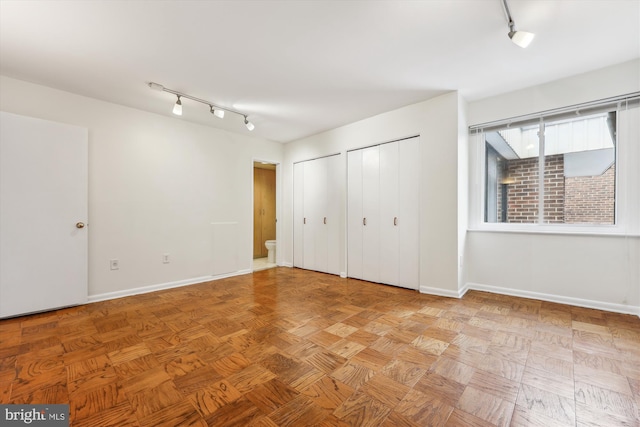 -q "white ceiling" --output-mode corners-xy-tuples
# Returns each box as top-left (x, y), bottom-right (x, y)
(1, 0), (638, 143)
